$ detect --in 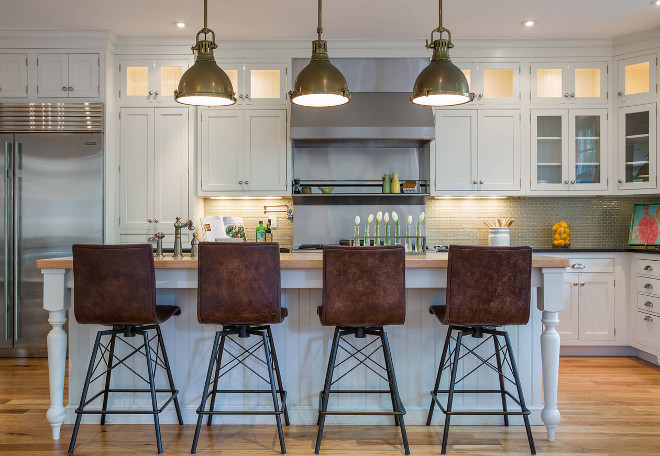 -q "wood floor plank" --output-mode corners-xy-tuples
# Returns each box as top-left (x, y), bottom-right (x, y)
(0, 356), (659, 455)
